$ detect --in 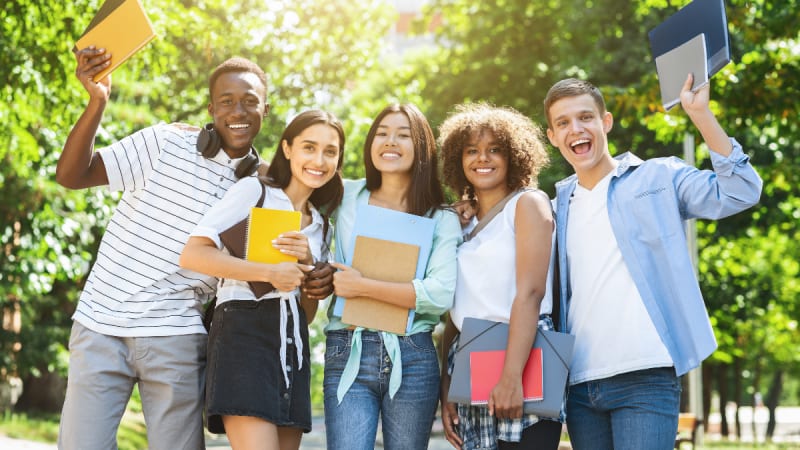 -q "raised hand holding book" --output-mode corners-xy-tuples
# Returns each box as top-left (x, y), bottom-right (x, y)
(648, 0), (731, 110)
(74, 0), (156, 81)
(654, 33), (709, 110)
